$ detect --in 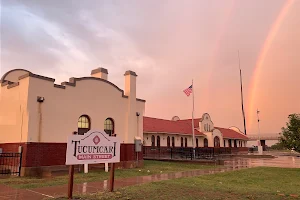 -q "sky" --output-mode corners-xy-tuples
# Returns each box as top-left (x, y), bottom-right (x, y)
(1, 0), (300, 135)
